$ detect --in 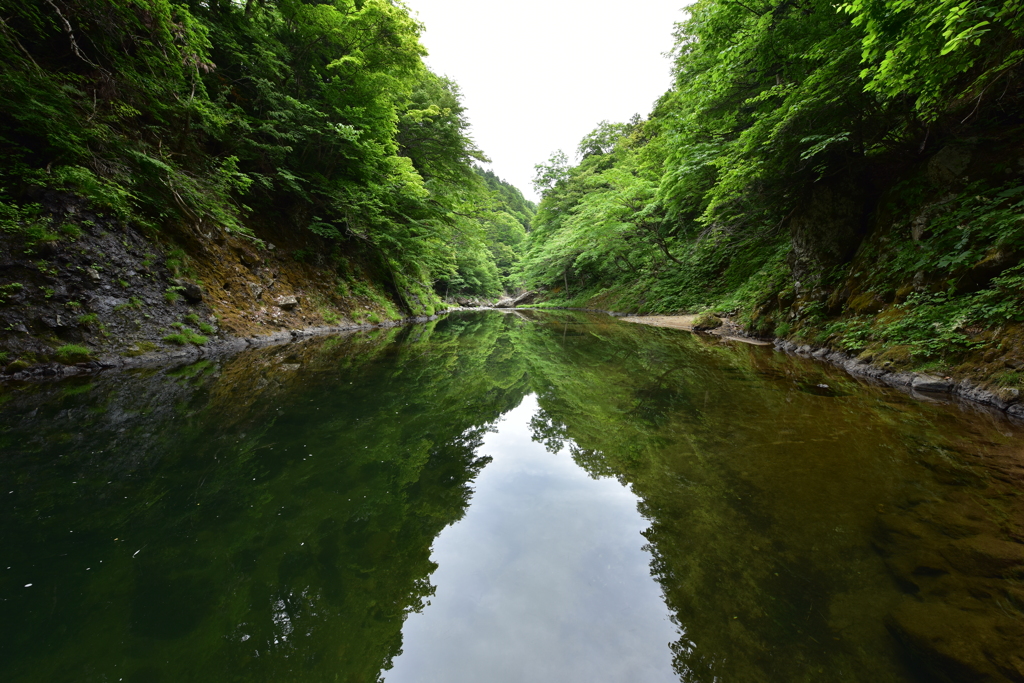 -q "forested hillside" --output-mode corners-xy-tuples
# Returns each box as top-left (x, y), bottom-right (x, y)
(4, 0), (1024, 387)
(0, 0), (531, 370)
(521, 0), (1024, 387)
